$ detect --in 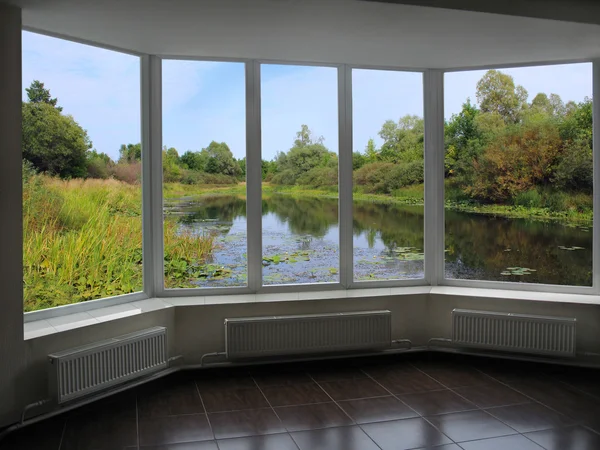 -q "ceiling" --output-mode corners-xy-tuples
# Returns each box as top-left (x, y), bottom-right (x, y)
(4, 0), (600, 69)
